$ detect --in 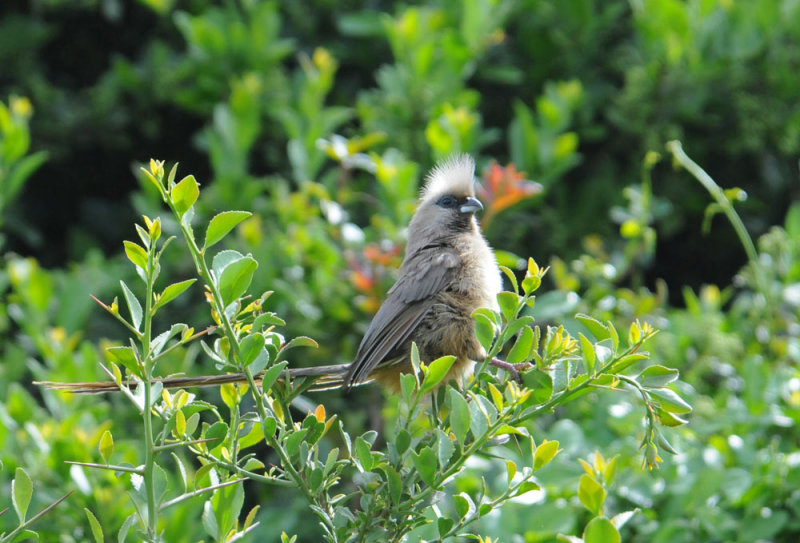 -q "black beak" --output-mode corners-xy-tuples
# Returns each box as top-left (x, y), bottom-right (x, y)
(459, 197), (483, 214)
